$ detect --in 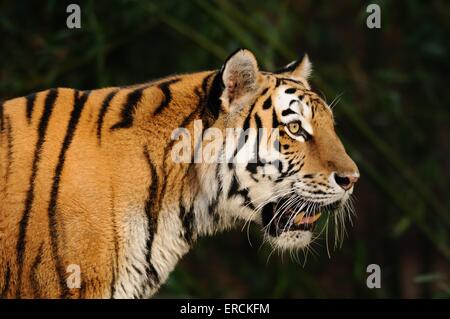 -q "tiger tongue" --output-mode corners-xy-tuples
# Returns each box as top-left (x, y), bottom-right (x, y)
(293, 212), (322, 225)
